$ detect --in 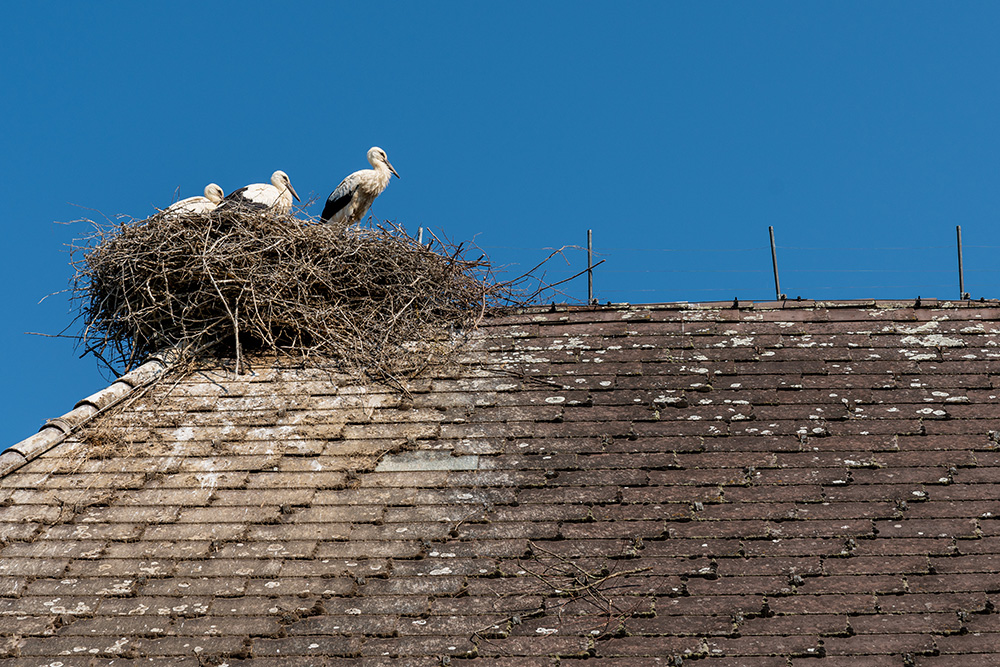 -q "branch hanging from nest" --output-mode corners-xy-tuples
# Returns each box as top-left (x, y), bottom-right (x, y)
(69, 205), (528, 382)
